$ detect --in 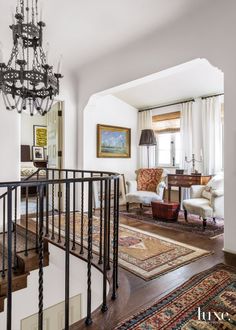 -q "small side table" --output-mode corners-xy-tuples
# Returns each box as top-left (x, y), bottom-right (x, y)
(167, 174), (211, 202)
(151, 201), (180, 221)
